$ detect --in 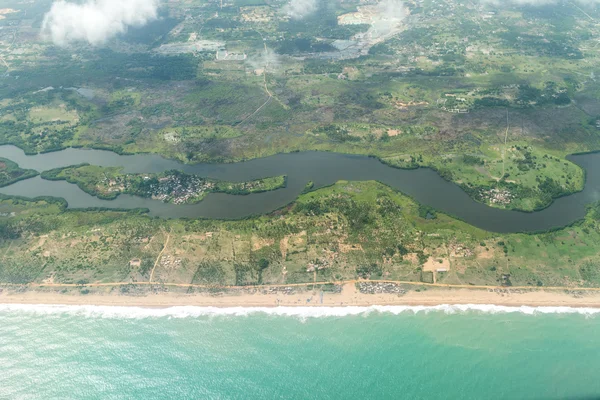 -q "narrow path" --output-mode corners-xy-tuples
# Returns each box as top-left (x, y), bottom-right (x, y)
(261, 42), (272, 98)
(149, 230), (171, 283)
(0, 56), (9, 72)
(0, 23), (19, 74)
(236, 37), (273, 127)
(1, 241), (12, 260)
(570, 1), (595, 21)
(501, 109), (509, 178)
